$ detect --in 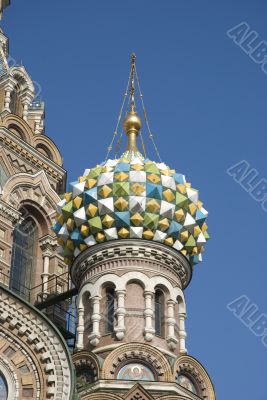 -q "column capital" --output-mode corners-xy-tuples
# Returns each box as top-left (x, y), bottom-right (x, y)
(39, 234), (57, 256)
